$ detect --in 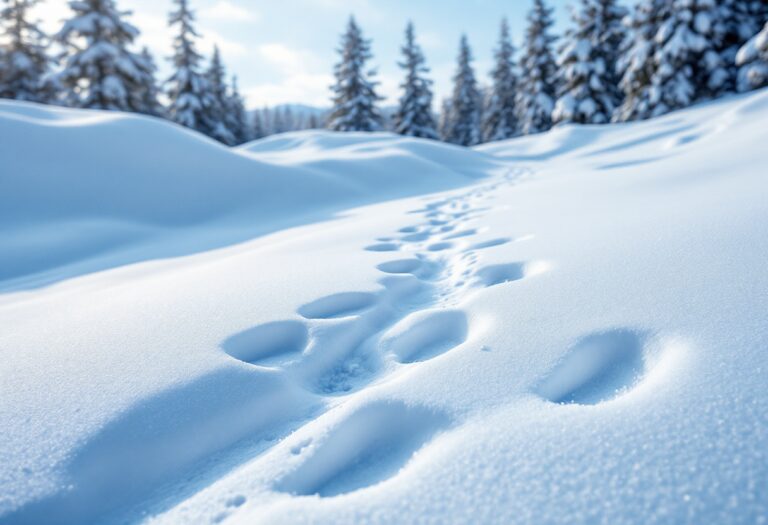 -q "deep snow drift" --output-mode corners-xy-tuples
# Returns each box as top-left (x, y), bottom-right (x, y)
(1, 90), (768, 525)
(0, 101), (498, 290)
